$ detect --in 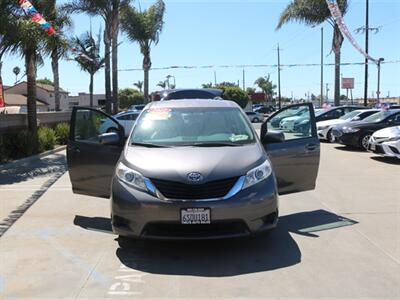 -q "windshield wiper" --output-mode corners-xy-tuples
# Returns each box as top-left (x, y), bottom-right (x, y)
(180, 142), (242, 147)
(131, 142), (170, 148)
